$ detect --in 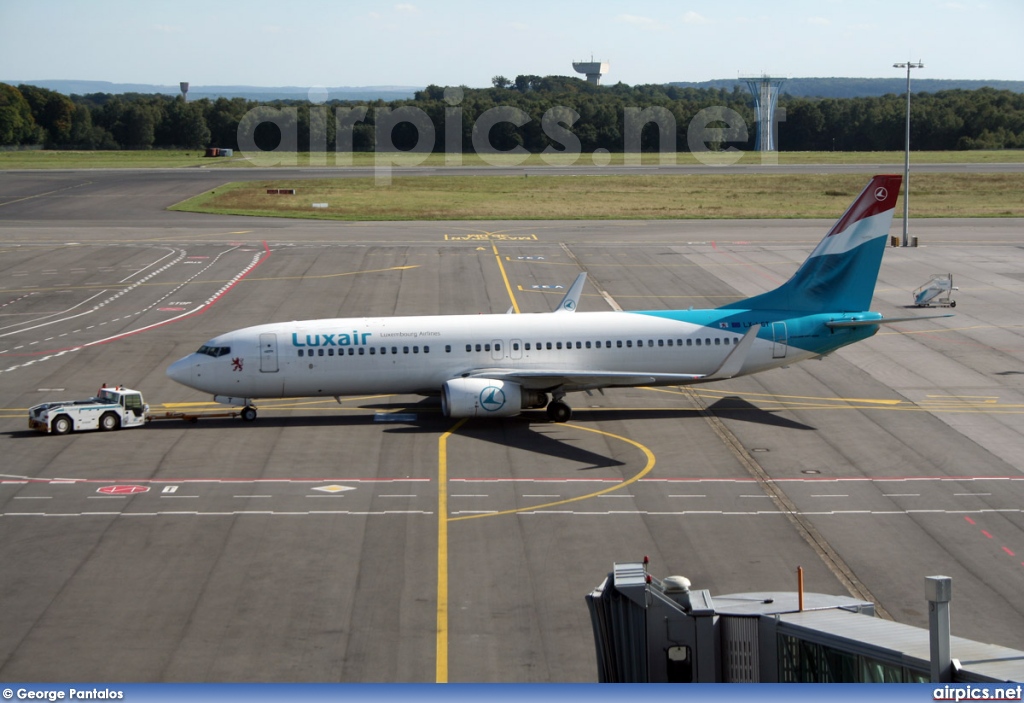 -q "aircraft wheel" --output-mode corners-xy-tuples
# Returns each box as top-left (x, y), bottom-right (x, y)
(546, 400), (572, 423)
(950, 300), (956, 308)
(52, 415), (73, 435)
(99, 412), (121, 431)
(241, 406), (258, 422)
